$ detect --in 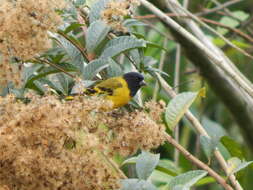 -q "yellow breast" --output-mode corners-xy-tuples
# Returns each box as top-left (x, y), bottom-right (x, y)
(105, 78), (131, 108)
